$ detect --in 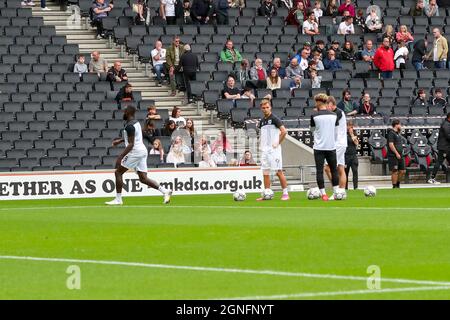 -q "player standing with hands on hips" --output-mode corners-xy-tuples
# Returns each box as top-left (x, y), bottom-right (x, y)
(105, 105), (172, 205)
(257, 99), (290, 201)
